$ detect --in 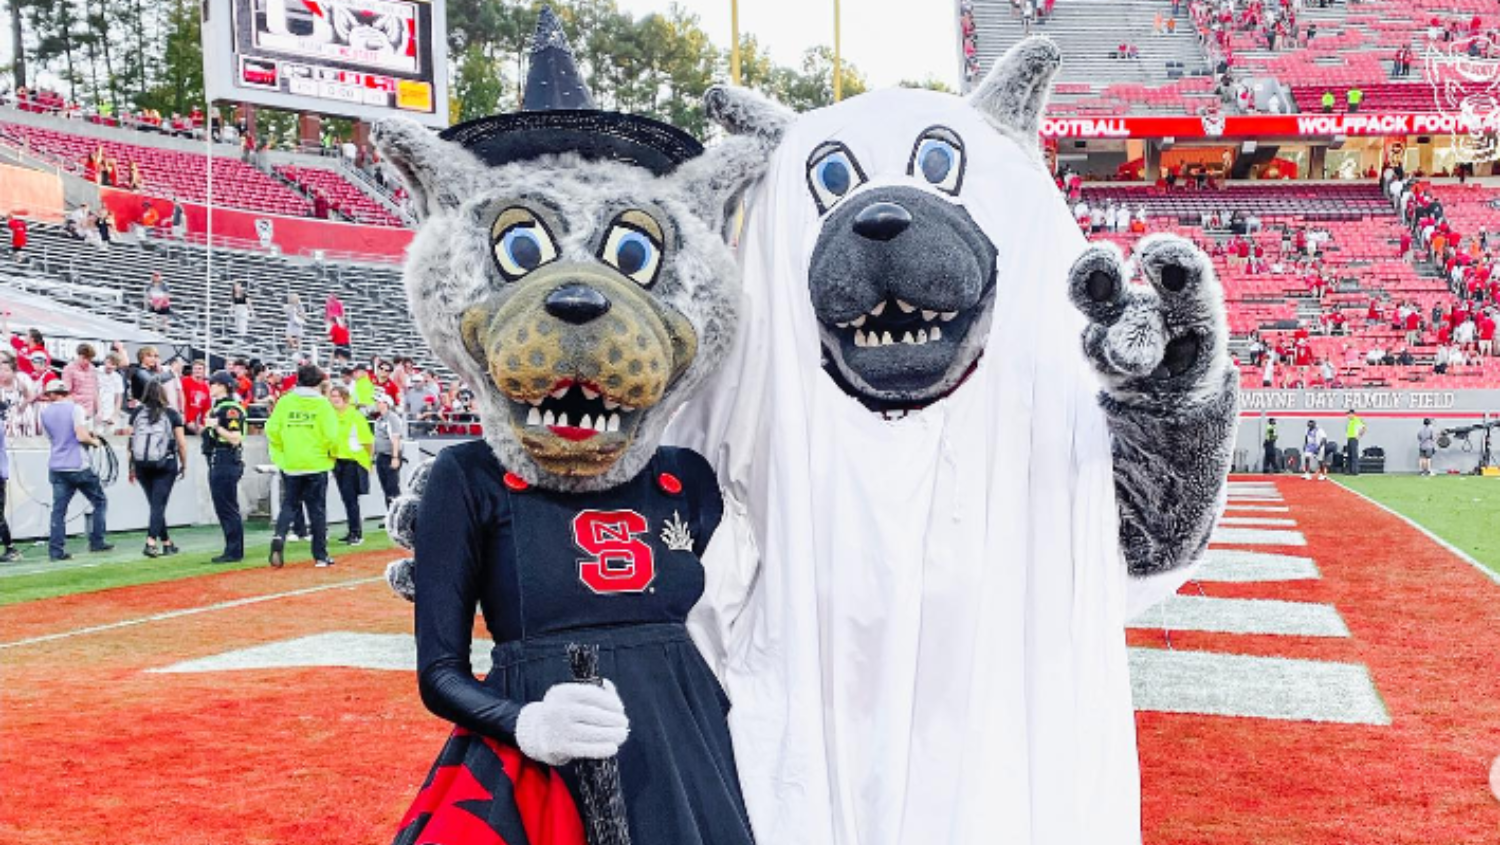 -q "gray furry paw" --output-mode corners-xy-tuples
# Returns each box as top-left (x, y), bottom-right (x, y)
(384, 458), (433, 551)
(1068, 233), (1230, 408)
(386, 558), (416, 602)
(384, 458), (433, 601)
